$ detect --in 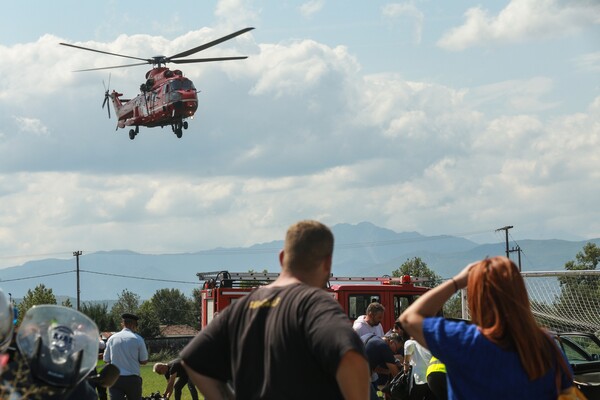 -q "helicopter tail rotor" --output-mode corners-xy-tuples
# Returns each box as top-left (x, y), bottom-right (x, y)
(102, 74), (112, 119)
